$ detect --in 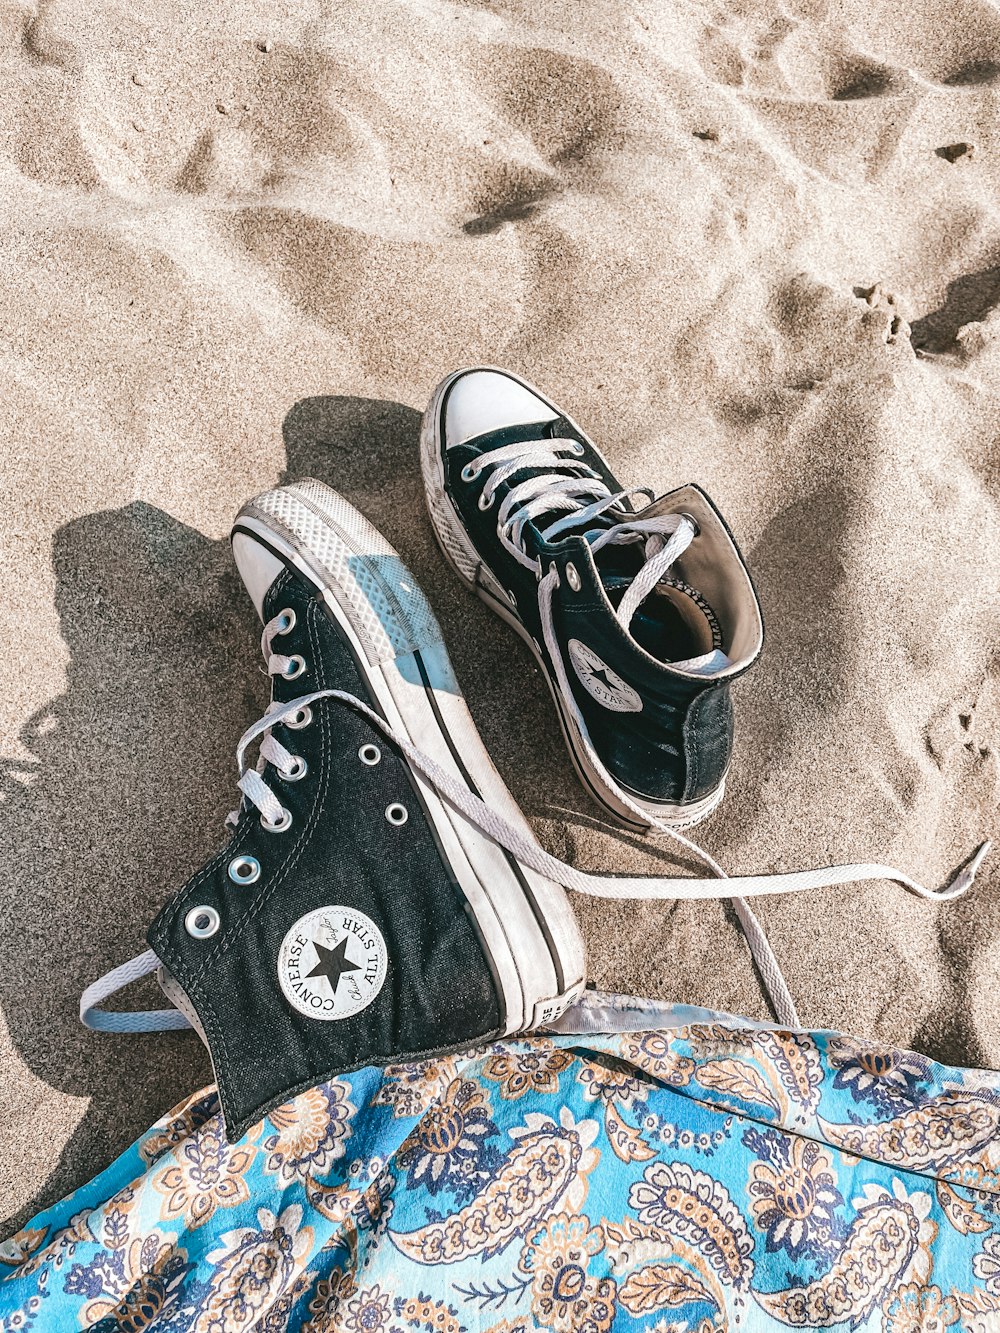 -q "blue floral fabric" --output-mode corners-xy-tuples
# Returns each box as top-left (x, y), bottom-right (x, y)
(2, 994), (1000, 1332)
